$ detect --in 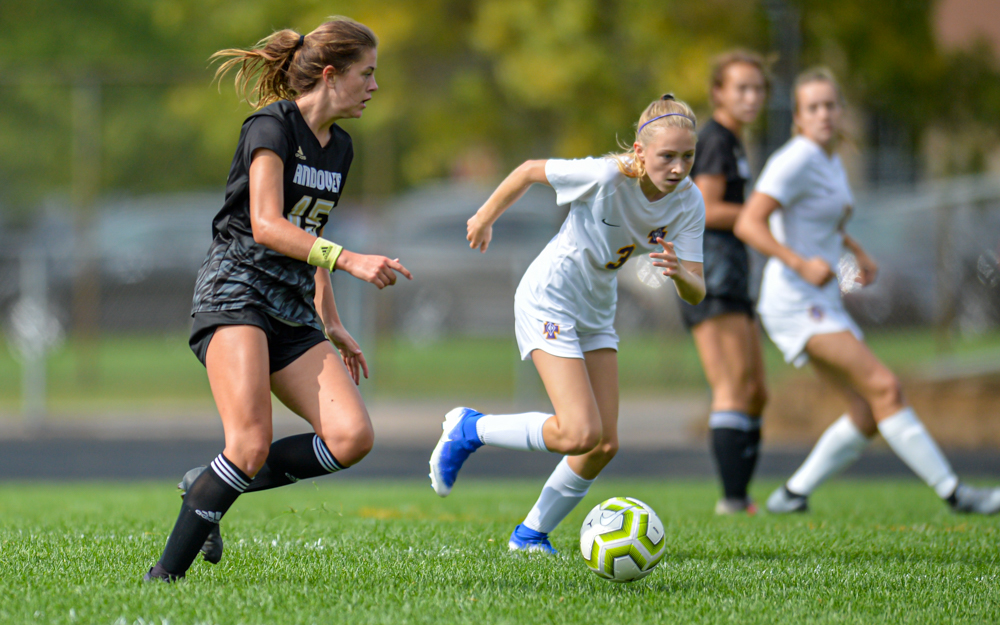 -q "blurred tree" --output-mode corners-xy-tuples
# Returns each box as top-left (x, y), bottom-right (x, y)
(792, 0), (1000, 179)
(0, 0), (998, 218)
